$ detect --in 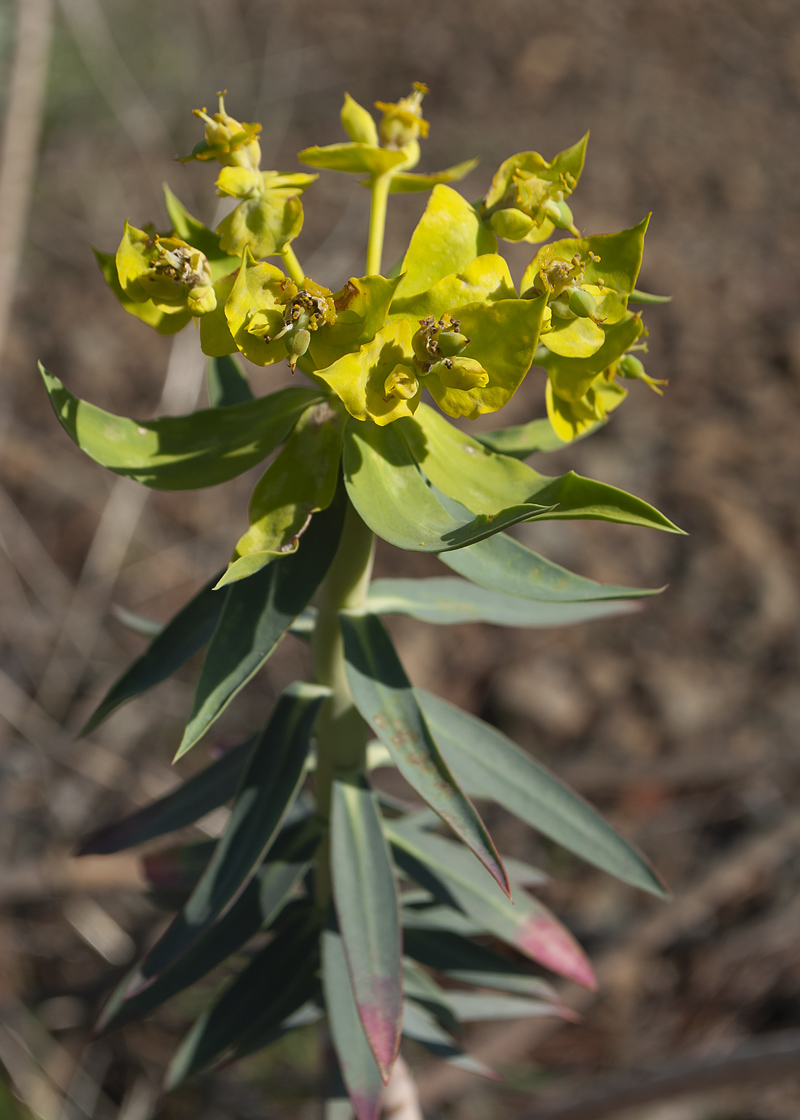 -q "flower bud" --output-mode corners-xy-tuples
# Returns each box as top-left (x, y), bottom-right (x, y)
(568, 288), (598, 319)
(431, 357), (489, 391)
(384, 363), (419, 400)
(436, 330), (470, 357)
(375, 83), (430, 150)
(618, 354), (645, 379)
(191, 93), (262, 171)
(489, 207), (536, 241)
(187, 285), (217, 315)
